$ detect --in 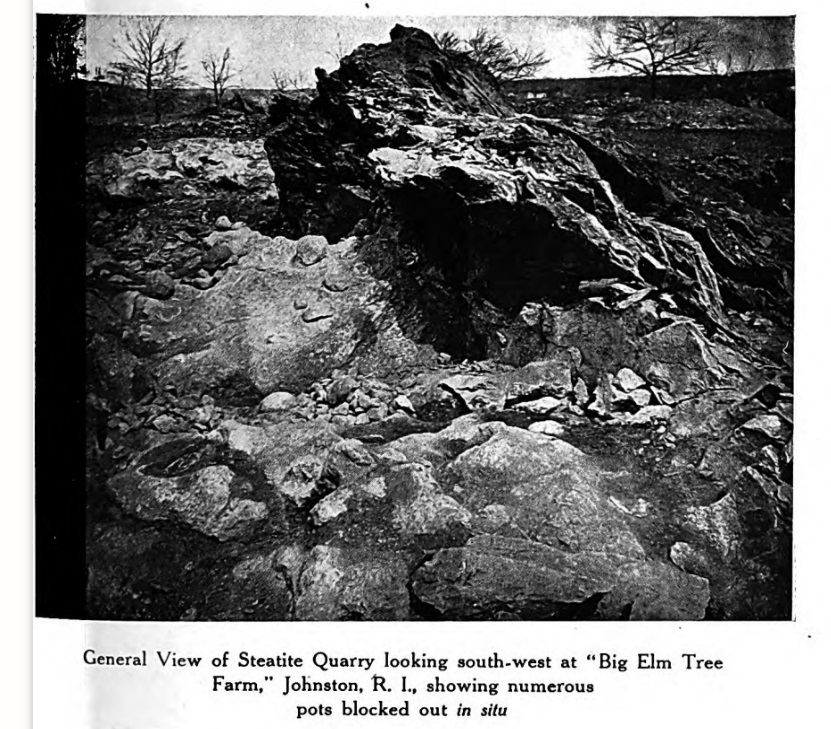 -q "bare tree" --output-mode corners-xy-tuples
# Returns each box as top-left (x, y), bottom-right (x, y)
(111, 18), (188, 99)
(271, 70), (308, 91)
(589, 18), (714, 99)
(201, 48), (234, 108)
(152, 42), (188, 123)
(326, 32), (354, 65)
(434, 27), (549, 83)
(433, 30), (464, 54)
